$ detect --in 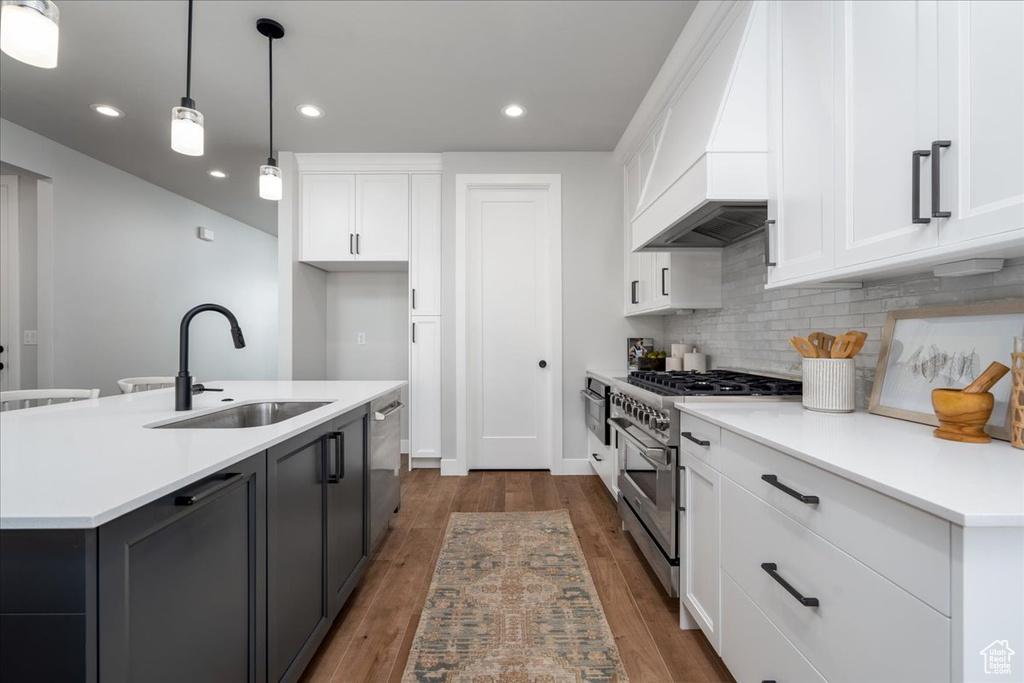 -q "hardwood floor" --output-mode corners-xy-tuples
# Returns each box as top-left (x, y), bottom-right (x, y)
(301, 461), (733, 683)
